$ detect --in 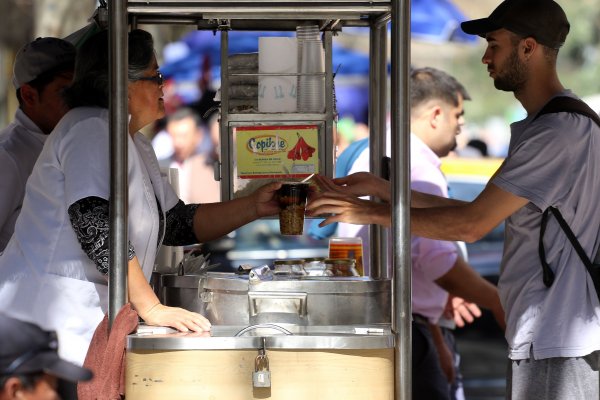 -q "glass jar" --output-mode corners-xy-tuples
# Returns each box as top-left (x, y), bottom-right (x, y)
(302, 257), (326, 276)
(324, 258), (359, 277)
(328, 237), (364, 276)
(273, 259), (306, 276)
